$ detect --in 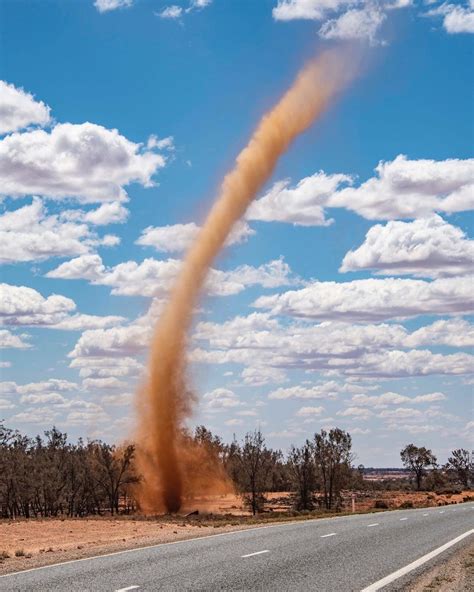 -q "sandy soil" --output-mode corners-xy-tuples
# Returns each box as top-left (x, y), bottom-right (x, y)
(0, 517), (257, 575)
(408, 541), (474, 591)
